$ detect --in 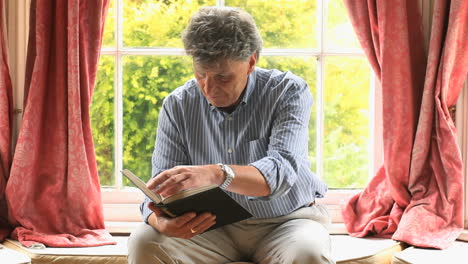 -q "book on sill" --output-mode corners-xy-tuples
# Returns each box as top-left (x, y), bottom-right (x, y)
(121, 169), (253, 231)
